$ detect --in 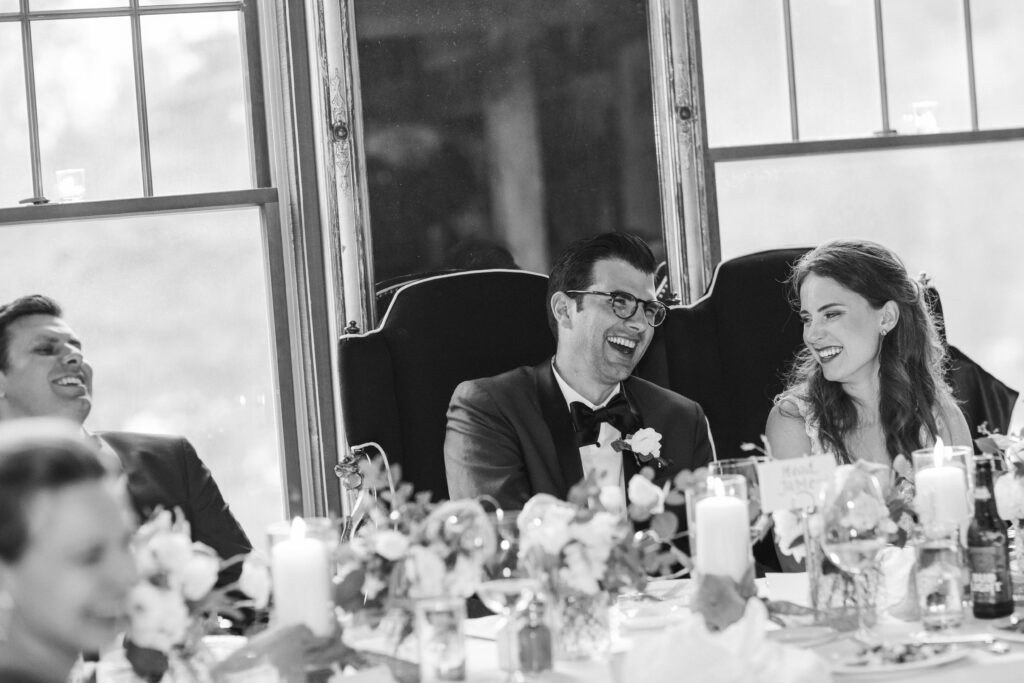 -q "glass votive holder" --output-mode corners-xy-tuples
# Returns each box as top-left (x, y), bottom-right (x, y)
(55, 168), (86, 202)
(415, 595), (467, 682)
(686, 474), (752, 583)
(913, 524), (965, 630)
(912, 444), (972, 528)
(267, 517), (339, 638)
